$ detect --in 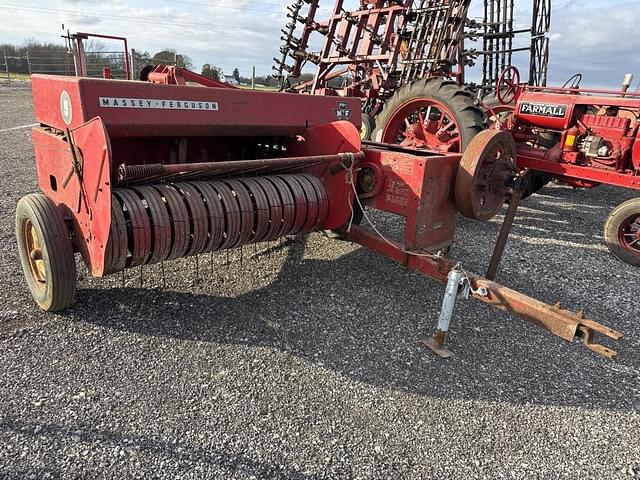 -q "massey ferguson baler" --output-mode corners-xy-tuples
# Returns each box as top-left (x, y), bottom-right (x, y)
(17, 70), (622, 359)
